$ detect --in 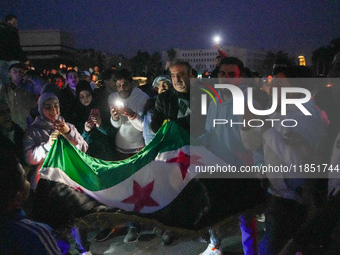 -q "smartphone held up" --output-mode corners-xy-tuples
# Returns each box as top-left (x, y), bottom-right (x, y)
(88, 108), (100, 121)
